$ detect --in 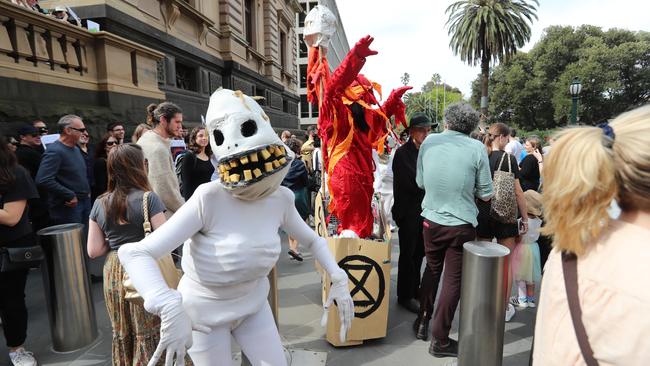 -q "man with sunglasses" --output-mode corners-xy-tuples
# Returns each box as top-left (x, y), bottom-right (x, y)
(15, 125), (50, 233)
(36, 115), (91, 226)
